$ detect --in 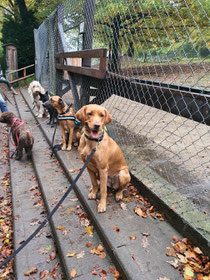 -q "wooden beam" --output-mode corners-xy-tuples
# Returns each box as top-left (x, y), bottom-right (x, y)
(9, 64), (35, 74)
(10, 73), (34, 84)
(55, 48), (107, 59)
(56, 63), (106, 79)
